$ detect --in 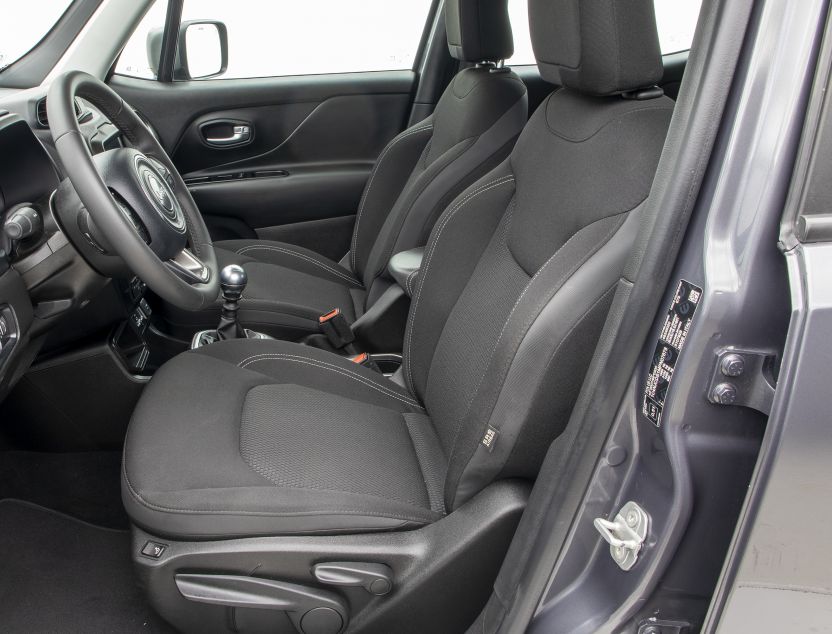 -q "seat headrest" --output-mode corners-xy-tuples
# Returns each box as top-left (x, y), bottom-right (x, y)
(530, 0), (664, 96)
(445, 0), (514, 63)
